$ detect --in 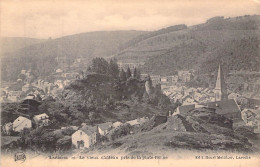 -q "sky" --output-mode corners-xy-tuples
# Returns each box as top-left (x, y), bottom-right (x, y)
(1, 0), (260, 39)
